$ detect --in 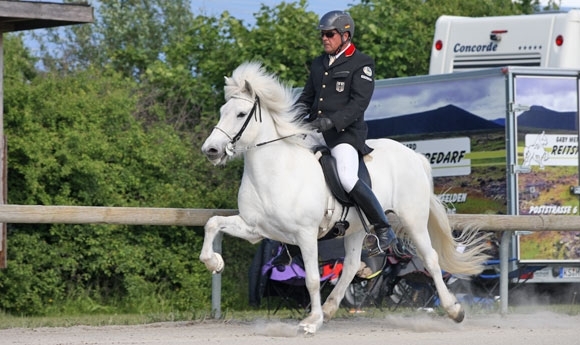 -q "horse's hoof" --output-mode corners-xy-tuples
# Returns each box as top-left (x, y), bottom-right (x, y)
(299, 314), (322, 334)
(451, 305), (465, 323)
(213, 253), (224, 274)
(299, 323), (317, 335)
(203, 253), (224, 274)
(322, 301), (338, 320)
